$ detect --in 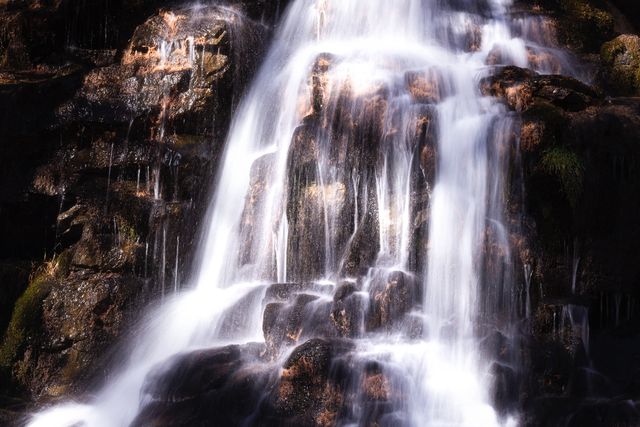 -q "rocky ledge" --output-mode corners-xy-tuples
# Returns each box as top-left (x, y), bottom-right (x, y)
(0, 0), (277, 419)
